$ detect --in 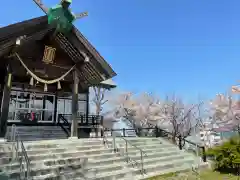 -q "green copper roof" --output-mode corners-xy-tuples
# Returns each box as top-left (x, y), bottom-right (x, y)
(61, 0), (72, 4)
